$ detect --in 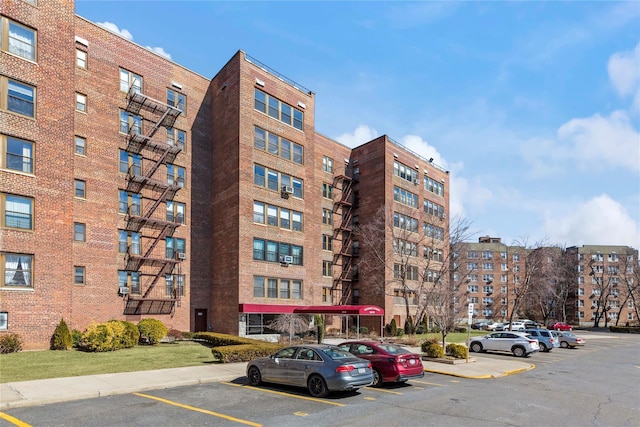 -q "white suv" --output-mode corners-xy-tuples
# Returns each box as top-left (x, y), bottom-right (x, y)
(504, 321), (526, 331)
(469, 331), (540, 357)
